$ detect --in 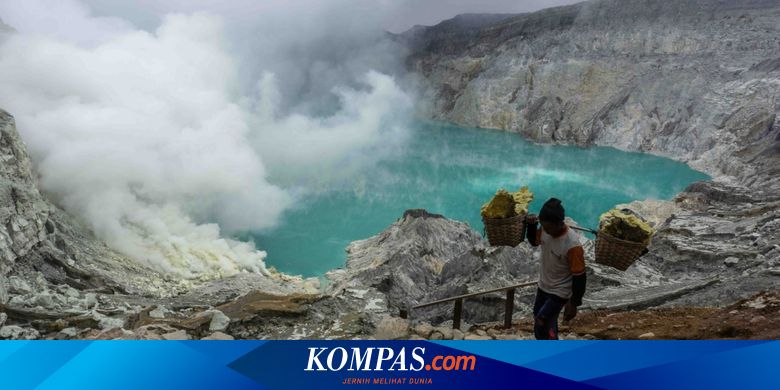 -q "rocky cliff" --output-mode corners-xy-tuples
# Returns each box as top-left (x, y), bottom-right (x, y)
(398, 0), (780, 187)
(0, 109), (316, 339)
